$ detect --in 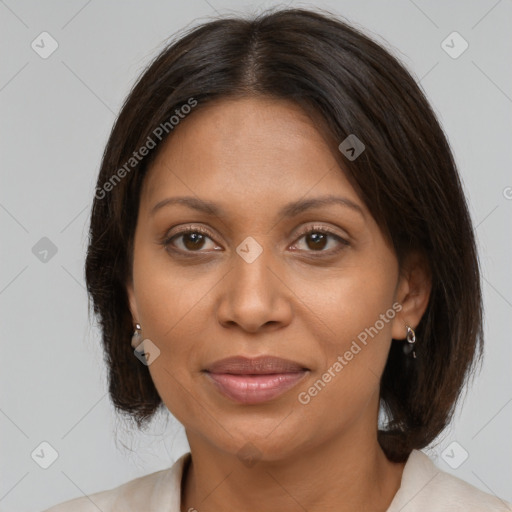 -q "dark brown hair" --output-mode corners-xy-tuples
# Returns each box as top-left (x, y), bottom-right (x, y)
(85, 7), (483, 462)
